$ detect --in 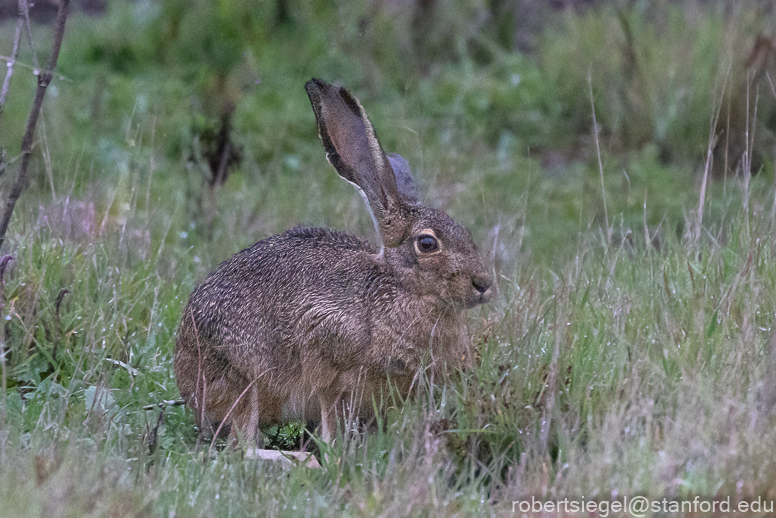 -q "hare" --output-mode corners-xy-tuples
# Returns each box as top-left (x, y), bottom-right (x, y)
(174, 79), (492, 446)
